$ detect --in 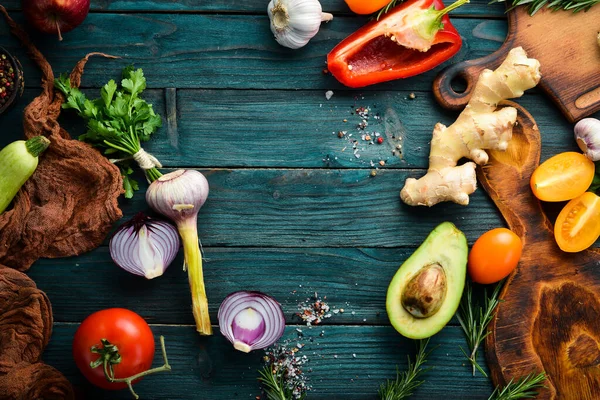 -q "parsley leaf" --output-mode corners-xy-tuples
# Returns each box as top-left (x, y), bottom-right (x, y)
(101, 80), (117, 108)
(54, 66), (163, 196)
